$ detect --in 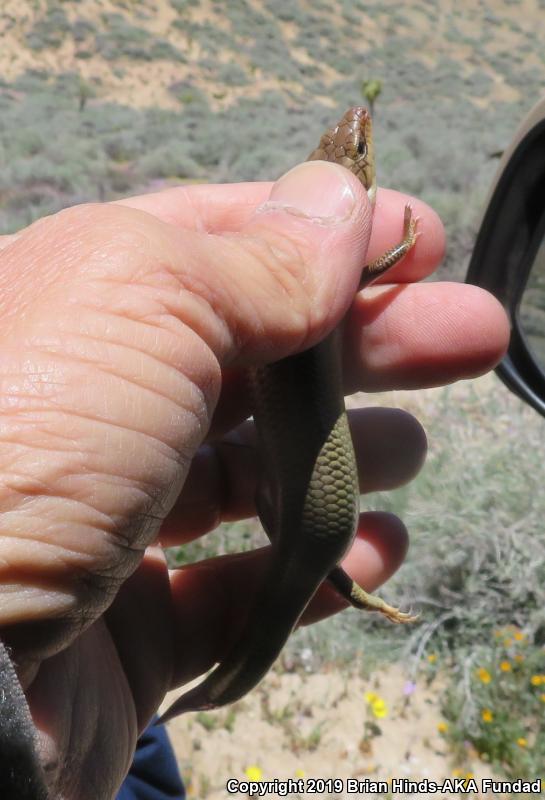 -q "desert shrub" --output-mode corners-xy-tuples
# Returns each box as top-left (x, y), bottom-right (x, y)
(96, 13), (184, 61)
(216, 63), (249, 87)
(139, 146), (201, 180)
(26, 5), (71, 50)
(72, 17), (96, 43)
